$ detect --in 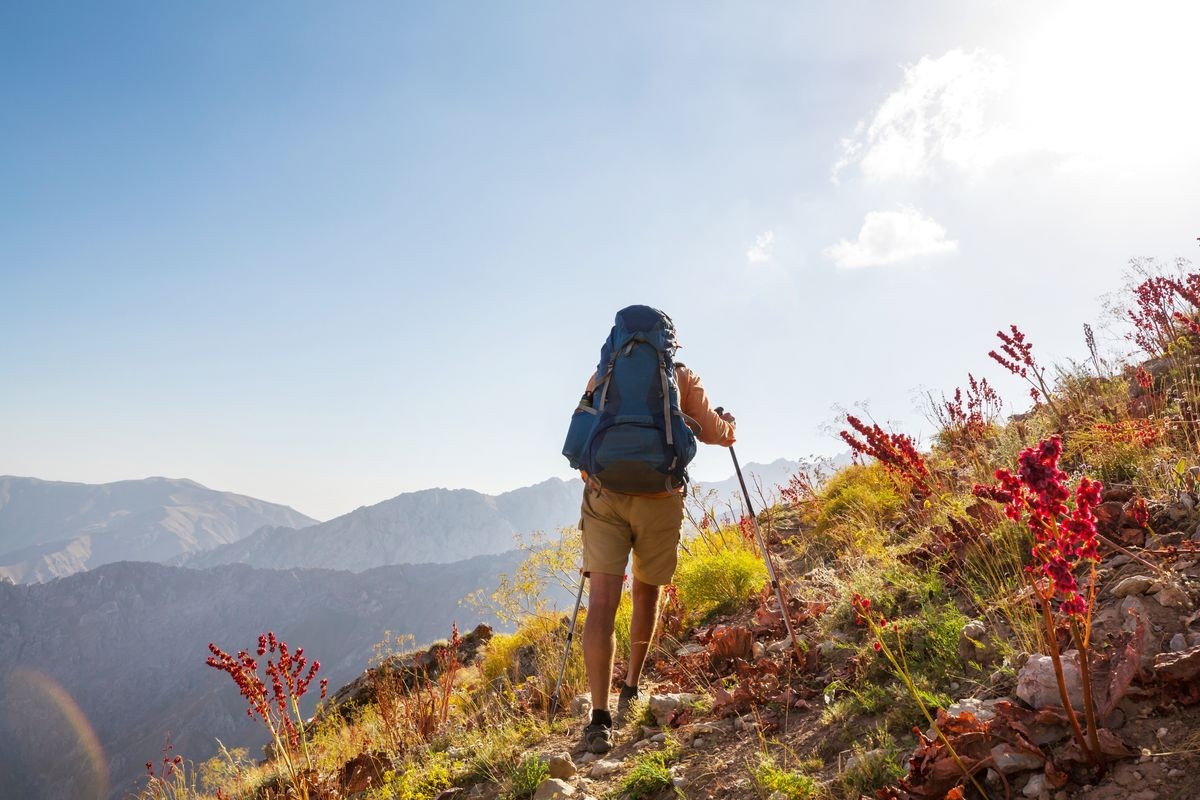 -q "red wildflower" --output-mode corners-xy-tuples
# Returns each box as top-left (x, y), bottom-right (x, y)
(840, 415), (932, 495)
